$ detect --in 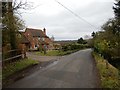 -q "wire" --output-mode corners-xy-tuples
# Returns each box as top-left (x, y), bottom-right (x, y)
(54, 0), (100, 30)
